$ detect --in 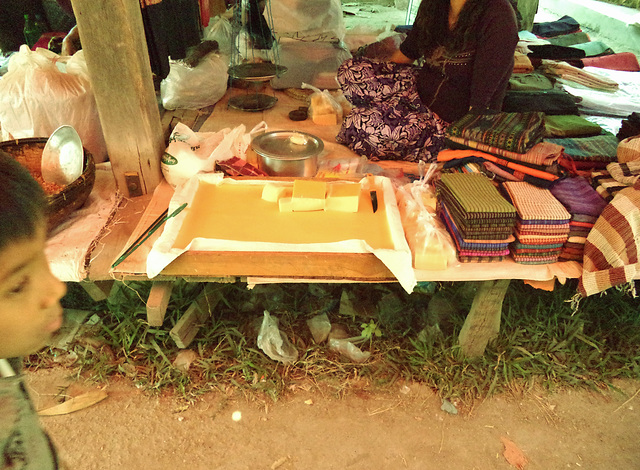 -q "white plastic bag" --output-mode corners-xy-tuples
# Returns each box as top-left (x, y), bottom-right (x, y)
(270, 0), (346, 42)
(0, 45), (107, 162)
(161, 121), (267, 187)
(257, 310), (298, 364)
(203, 15), (234, 57)
(161, 53), (229, 110)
